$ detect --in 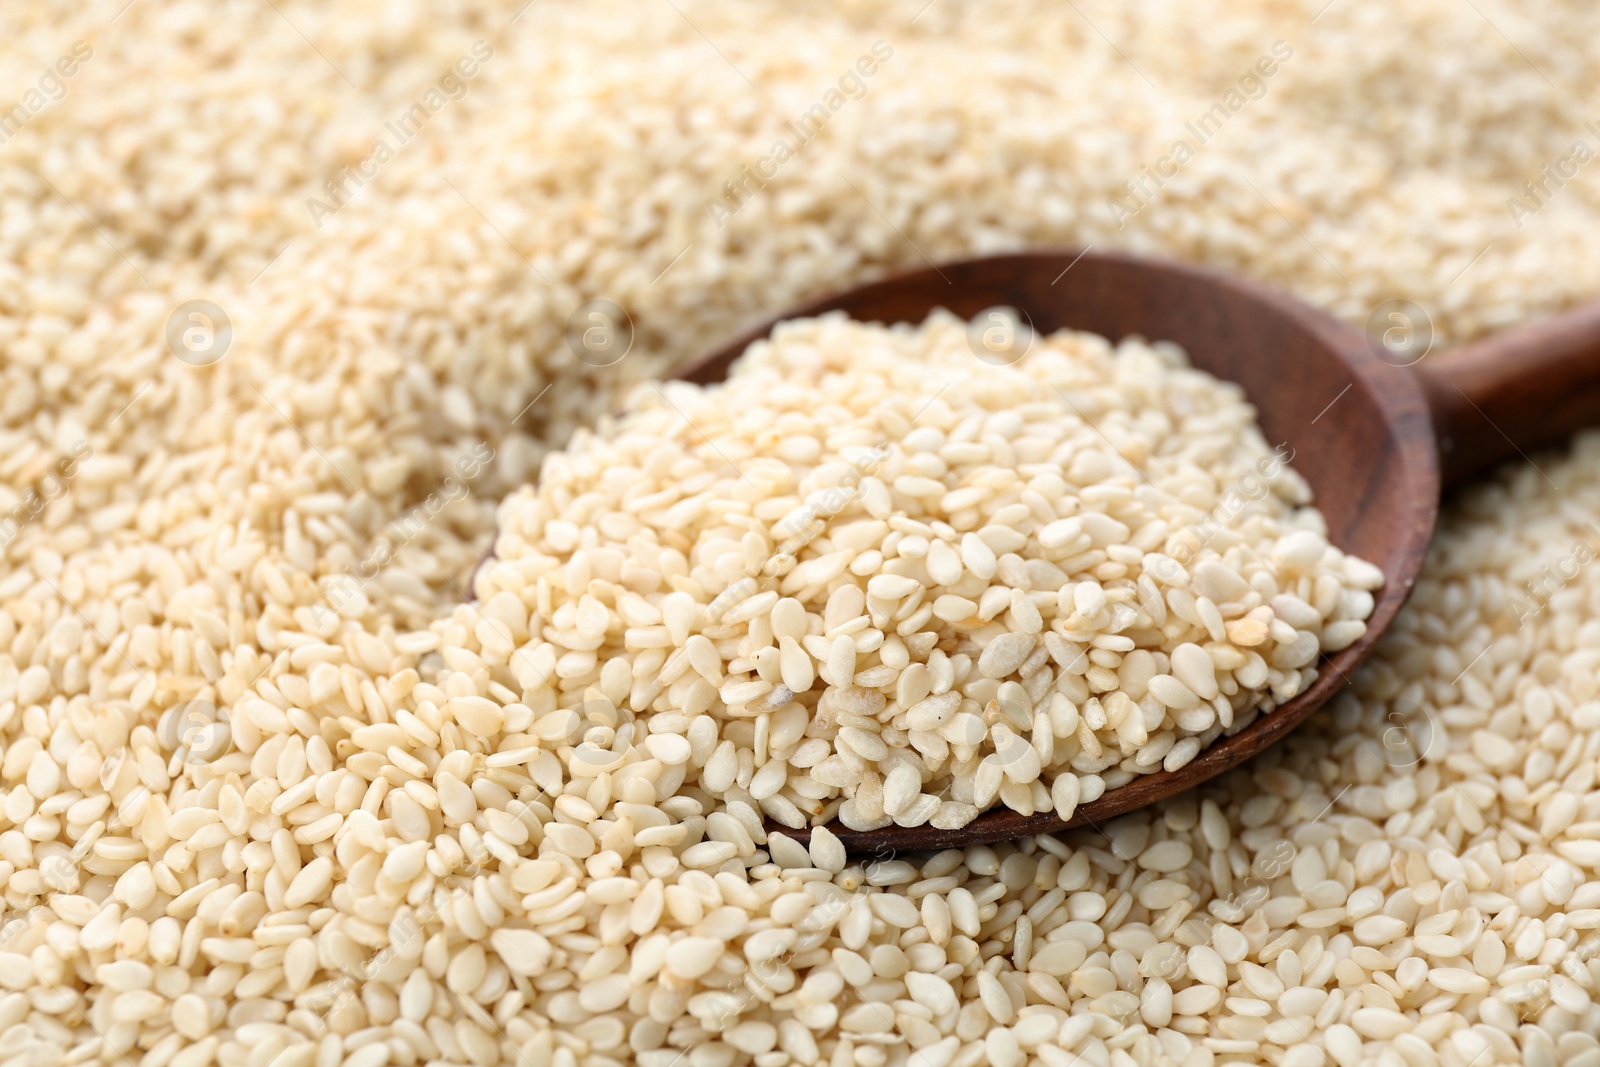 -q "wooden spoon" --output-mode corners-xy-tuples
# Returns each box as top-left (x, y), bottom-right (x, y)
(488, 249), (1600, 855)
